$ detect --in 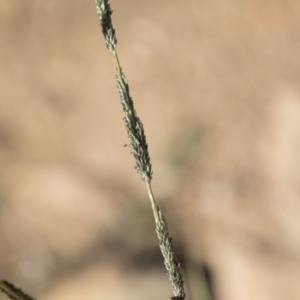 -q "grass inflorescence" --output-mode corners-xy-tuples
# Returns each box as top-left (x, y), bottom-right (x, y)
(0, 2), (186, 300)
(0, 281), (35, 300)
(95, 1), (185, 299)
(95, 0), (152, 183)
